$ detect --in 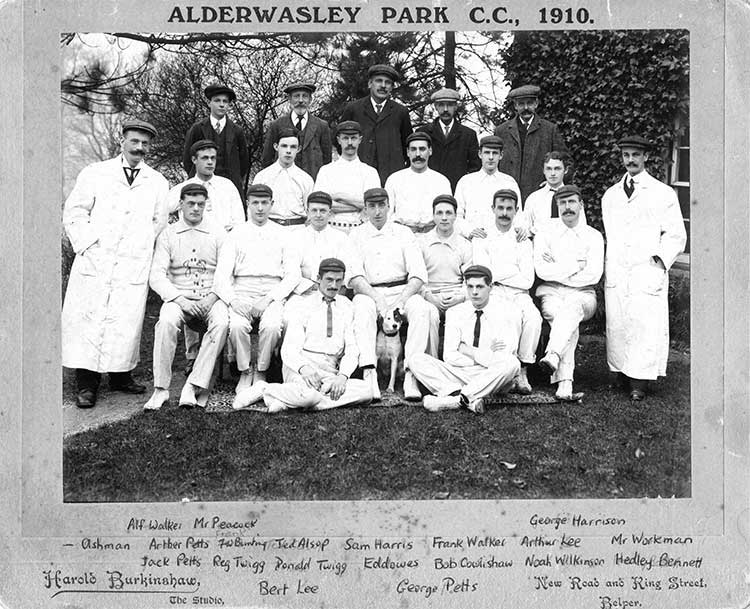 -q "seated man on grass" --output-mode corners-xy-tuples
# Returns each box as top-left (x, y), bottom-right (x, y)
(144, 183), (228, 410)
(233, 258), (372, 412)
(408, 265), (521, 414)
